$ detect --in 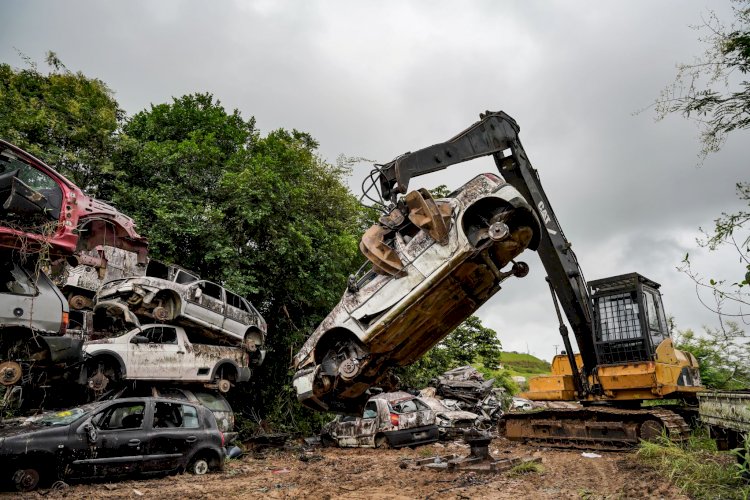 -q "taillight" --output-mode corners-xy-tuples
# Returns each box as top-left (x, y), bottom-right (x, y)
(60, 312), (69, 335)
(220, 431), (225, 447)
(389, 413), (399, 427)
